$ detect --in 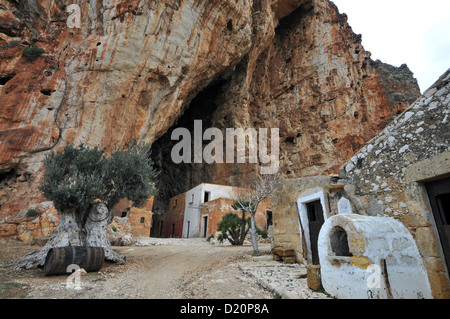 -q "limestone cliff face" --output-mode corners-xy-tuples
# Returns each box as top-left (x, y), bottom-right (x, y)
(0, 0), (419, 237)
(151, 0), (420, 211)
(248, 0), (421, 177)
(0, 0), (258, 229)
